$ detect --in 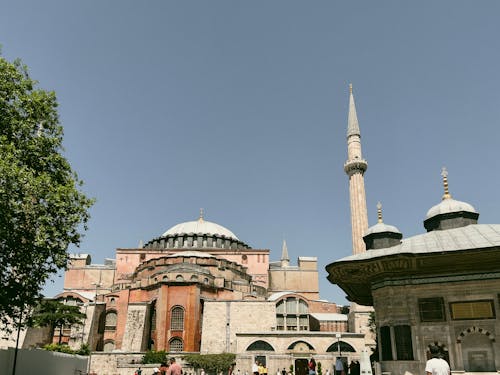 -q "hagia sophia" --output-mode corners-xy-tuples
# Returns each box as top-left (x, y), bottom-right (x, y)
(5, 86), (500, 374)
